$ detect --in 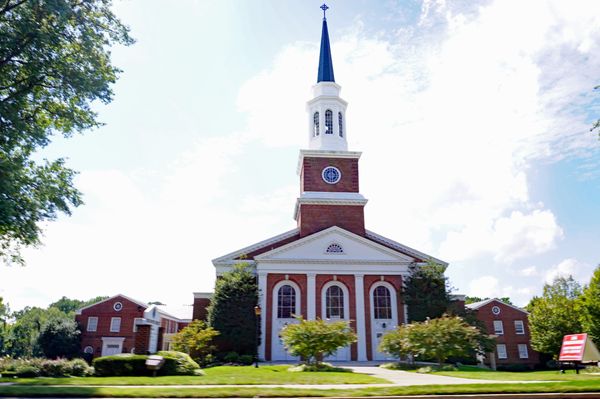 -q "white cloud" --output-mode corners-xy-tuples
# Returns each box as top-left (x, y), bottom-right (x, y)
(468, 275), (499, 298)
(545, 258), (594, 285)
(519, 266), (538, 277)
